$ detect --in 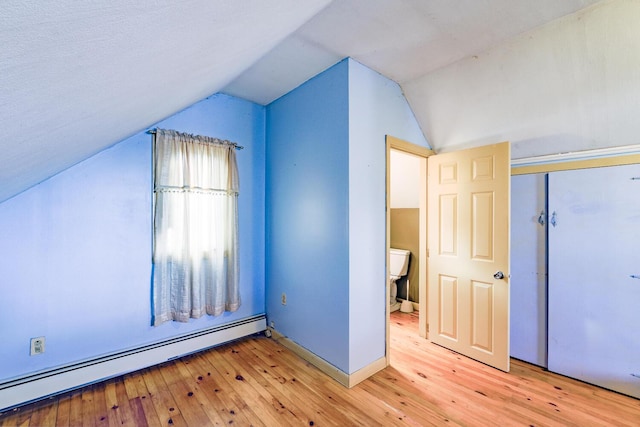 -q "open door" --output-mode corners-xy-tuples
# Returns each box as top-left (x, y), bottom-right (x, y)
(427, 142), (510, 371)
